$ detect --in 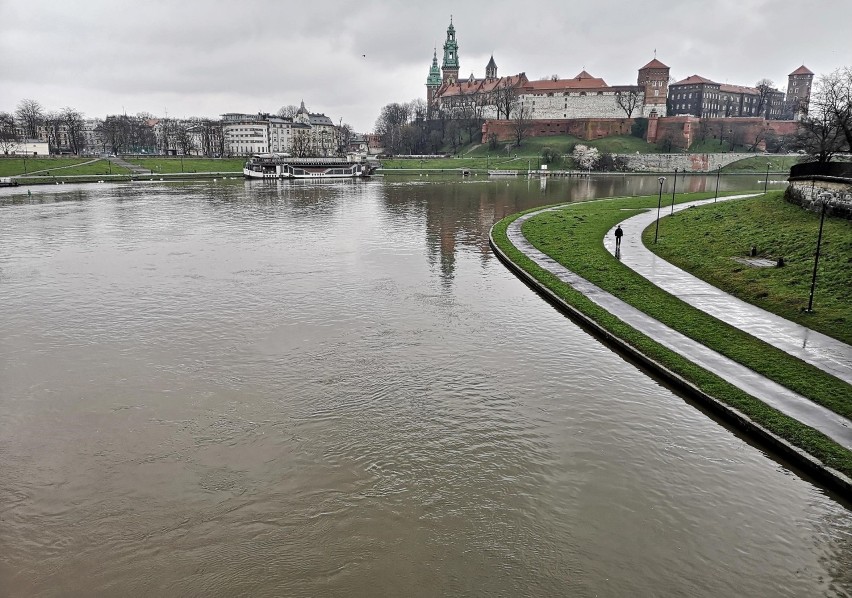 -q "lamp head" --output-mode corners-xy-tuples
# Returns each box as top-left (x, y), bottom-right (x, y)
(658, 177), (666, 184)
